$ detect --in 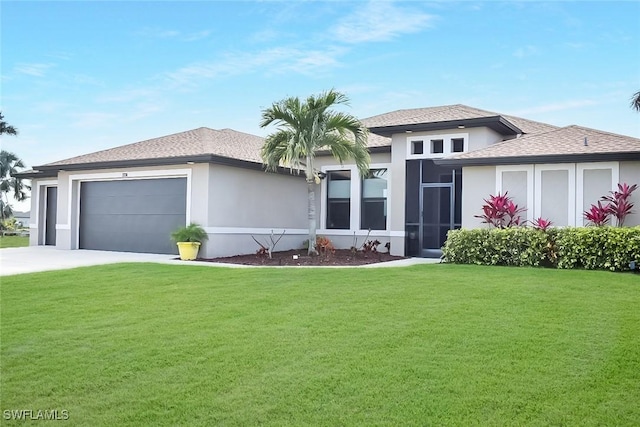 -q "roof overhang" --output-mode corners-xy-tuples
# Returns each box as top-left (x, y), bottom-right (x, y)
(315, 145), (391, 157)
(12, 169), (57, 179)
(368, 116), (523, 137)
(20, 155), (305, 179)
(434, 151), (640, 167)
